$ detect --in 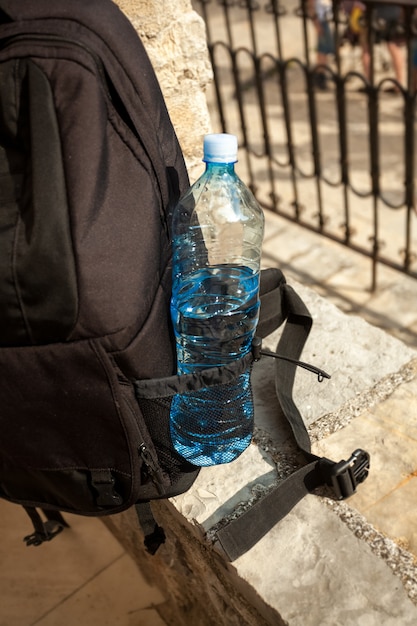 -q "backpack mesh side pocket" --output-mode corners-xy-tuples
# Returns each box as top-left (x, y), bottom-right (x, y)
(134, 353), (254, 470)
(169, 368), (254, 466)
